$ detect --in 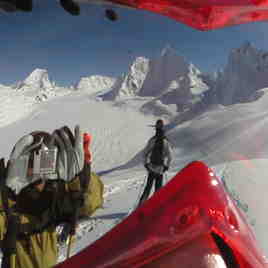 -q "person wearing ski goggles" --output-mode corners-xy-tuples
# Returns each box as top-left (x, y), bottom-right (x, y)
(0, 125), (103, 268)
